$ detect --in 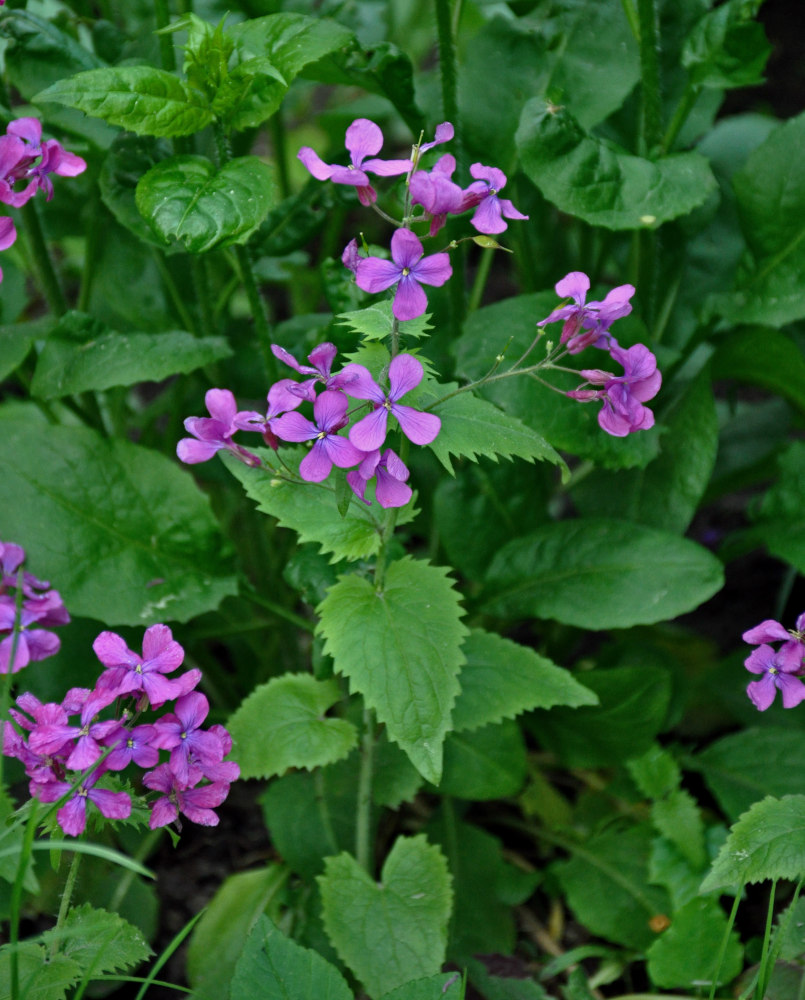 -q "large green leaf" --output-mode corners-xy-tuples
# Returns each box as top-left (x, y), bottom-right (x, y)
(35, 67), (213, 137)
(701, 795), (805, 892)
(227, 675), (357, 779)
(317, 557), (467, 784)
(136, 155), (276, 254)
(484, 519), (724, 629)
(31, 317), (231, 399)
(0, 408), (237, 625)
(318, 836), (452, 997)
(453, 629), (597, 732)
(0, 942), (80, 1000)
(711, 328), (805, 418)
(0, 318), (50, 381)
(682, 0), (770, 90)
(229, 913), (352, 1000)
(750, 441), (805, 574)
(517, 100), (716, 229)
(438, 720), (527, 800)
(99, 133), (173, 247)
(646, 897), (743, 988)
